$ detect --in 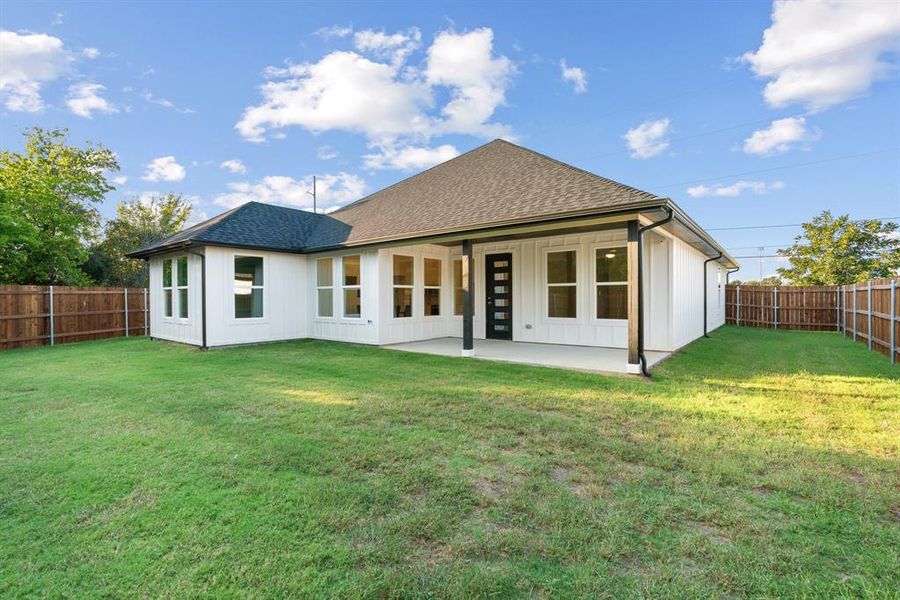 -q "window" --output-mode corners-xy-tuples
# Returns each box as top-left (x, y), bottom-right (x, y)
(423, 258), (441, 316)
(547, 250), (577, 318)
(453, 259), (463, 316)
(393, 254), (413, 318)
(234, 256), (264, 318)
(595, 247), (627, 319)
(342, 255), (361, 318)
(162, 258), (173, 317)
(317, 258), (333, 318)
(176, 256), (188, 319)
